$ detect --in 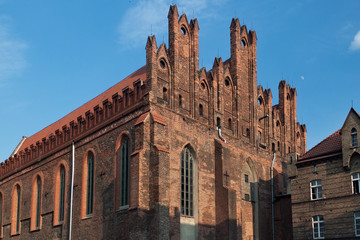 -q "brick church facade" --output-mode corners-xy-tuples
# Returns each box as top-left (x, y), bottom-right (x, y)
(0, 5), (306, 240)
